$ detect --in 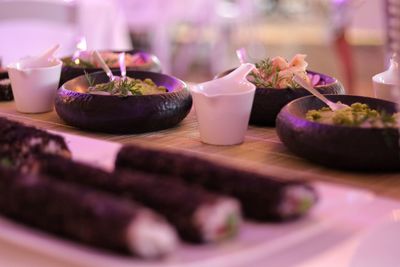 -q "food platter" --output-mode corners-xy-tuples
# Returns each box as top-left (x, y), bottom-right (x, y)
(276, 95), (400, 171)
(55, 70), (192, 133)
(0, 131), (398, 267)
